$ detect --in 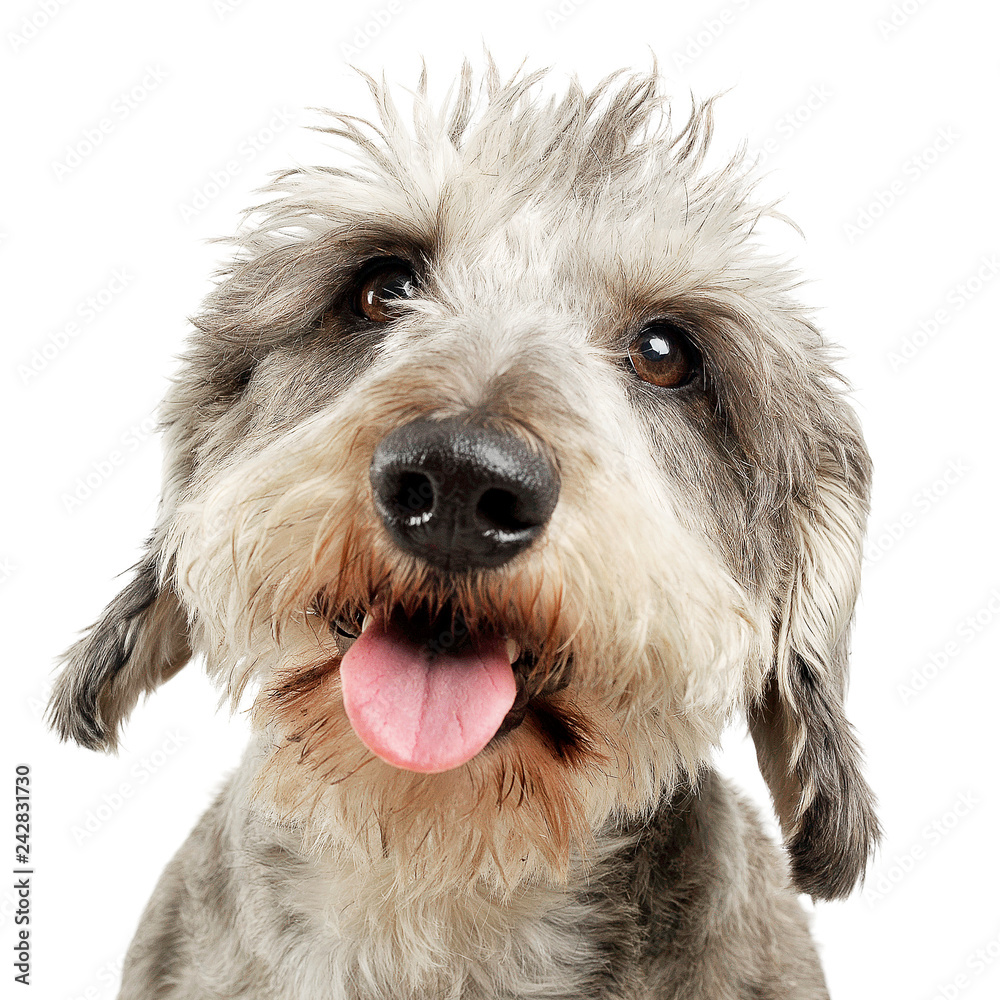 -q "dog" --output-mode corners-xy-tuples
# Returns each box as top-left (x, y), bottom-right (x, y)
(50, 61), (879, 999)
